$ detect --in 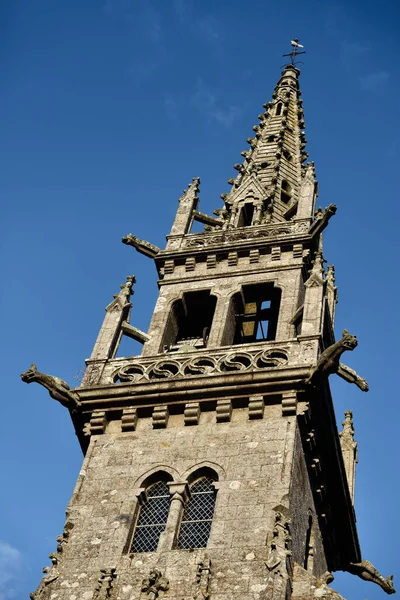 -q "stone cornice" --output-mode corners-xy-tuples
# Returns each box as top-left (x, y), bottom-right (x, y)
(75, 366), (310, 409)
